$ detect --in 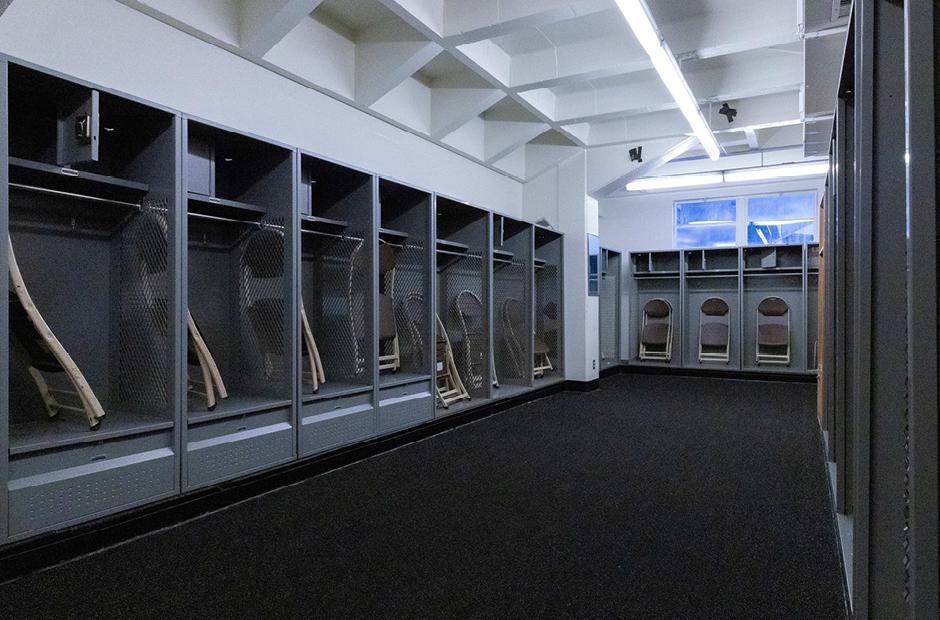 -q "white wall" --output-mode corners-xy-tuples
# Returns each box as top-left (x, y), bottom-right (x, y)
(0, 0), (524, 217)
(598, 178), (826, 254)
